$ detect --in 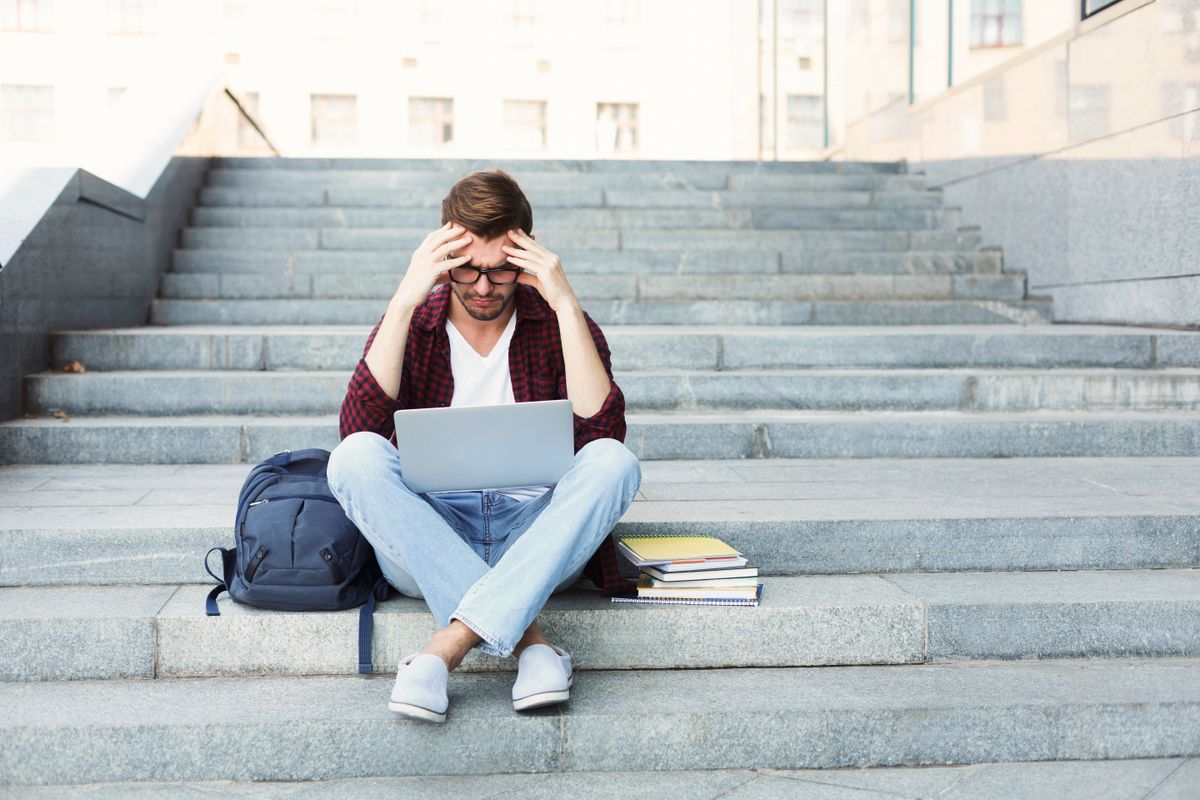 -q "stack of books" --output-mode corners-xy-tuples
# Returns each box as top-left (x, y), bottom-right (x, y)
(610, 533), (763, 606)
